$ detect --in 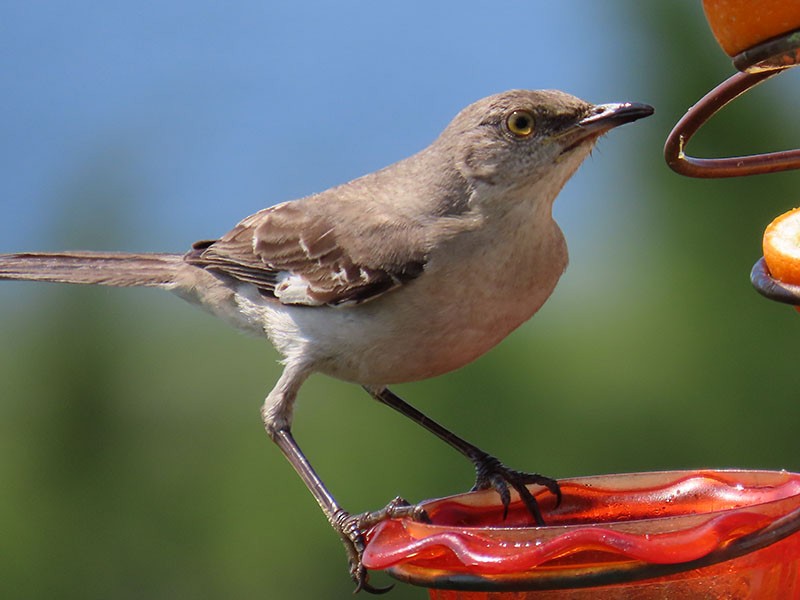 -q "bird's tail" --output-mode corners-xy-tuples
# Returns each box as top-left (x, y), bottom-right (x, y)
(0, 251), (183, 288)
